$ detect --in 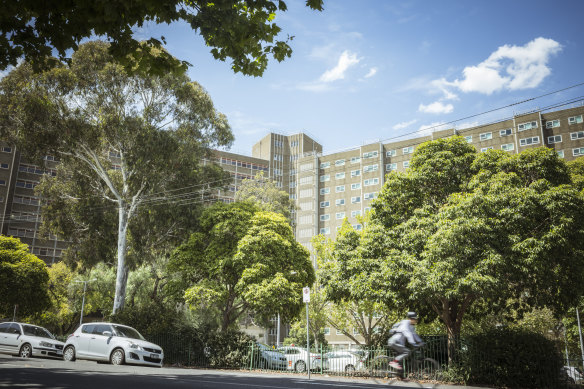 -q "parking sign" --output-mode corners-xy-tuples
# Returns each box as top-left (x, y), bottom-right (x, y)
(303, 287), (310, 303)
